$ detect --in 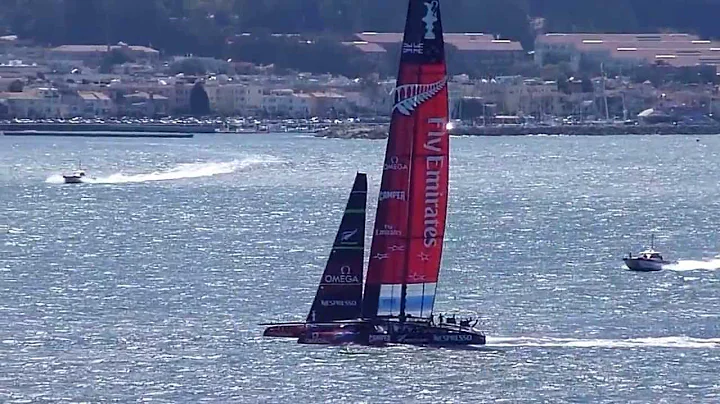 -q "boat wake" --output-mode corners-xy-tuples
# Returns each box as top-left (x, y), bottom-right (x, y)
(45, 156), (286, 184)
(664, 259), (720, 272)
(487, 336), (720, 349)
